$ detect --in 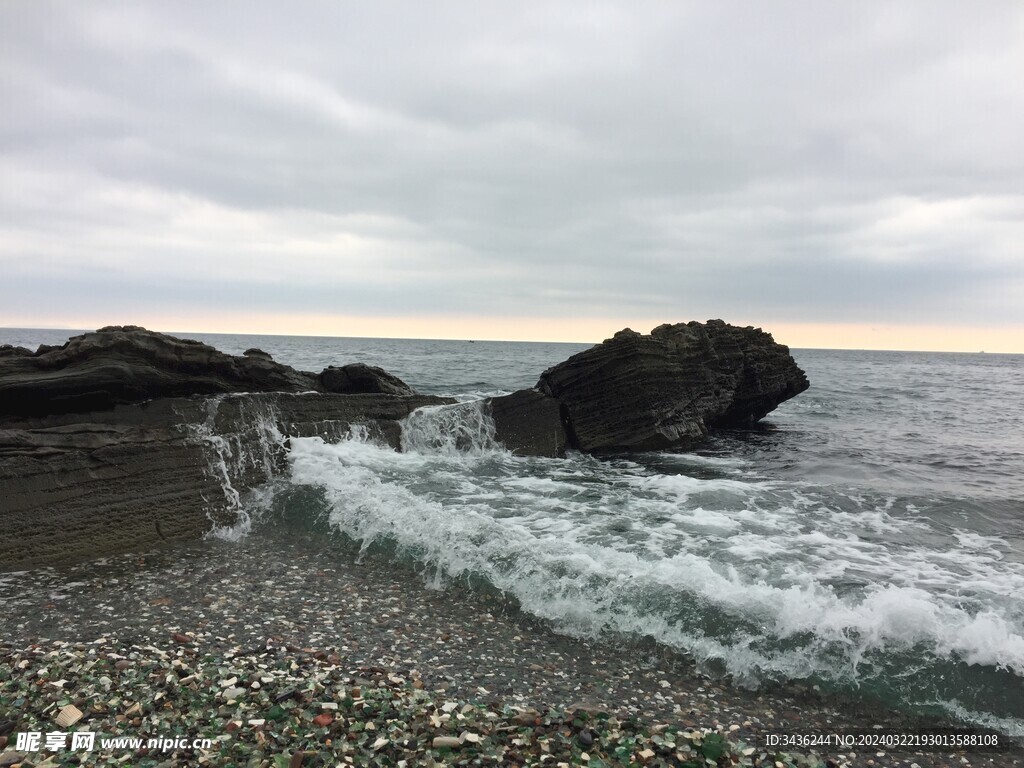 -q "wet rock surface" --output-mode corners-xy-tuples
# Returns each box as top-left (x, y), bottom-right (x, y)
(536, 320), (809, 452)
(0, 392), (449, 571)
(488, 388), (568, 457)
(0, 327), (449, 569)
